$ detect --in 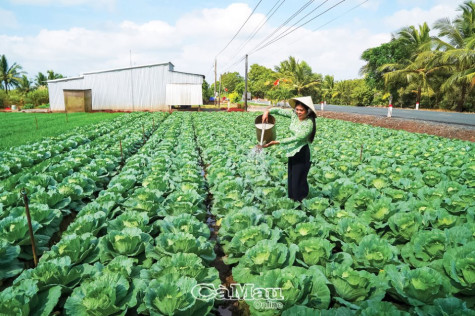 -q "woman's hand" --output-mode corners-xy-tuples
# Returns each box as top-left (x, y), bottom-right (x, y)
(263, 140), (279, 148)
(262, 110), (269, 123)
